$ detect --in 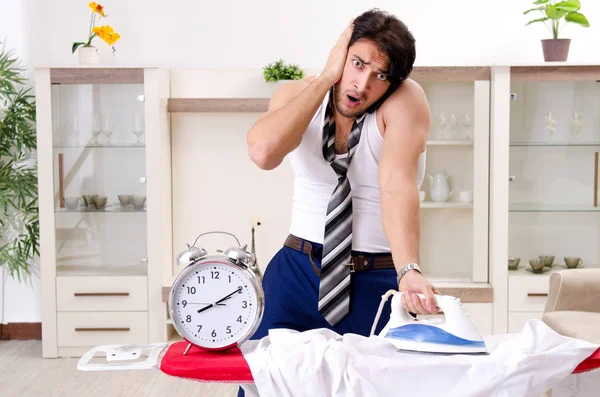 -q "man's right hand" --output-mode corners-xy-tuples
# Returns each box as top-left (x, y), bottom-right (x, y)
(322, 19), (354, 85)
